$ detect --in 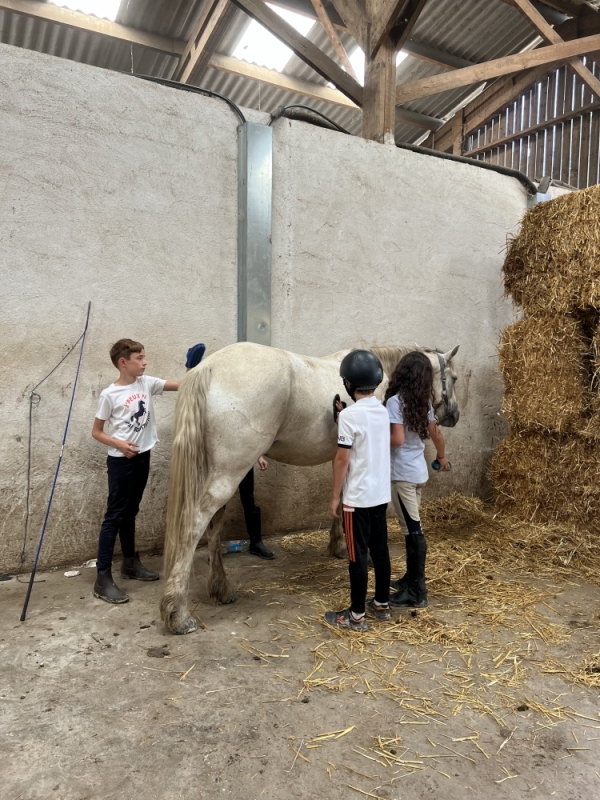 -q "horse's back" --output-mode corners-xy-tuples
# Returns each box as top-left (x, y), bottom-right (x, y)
(191, 342), (344, 467)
